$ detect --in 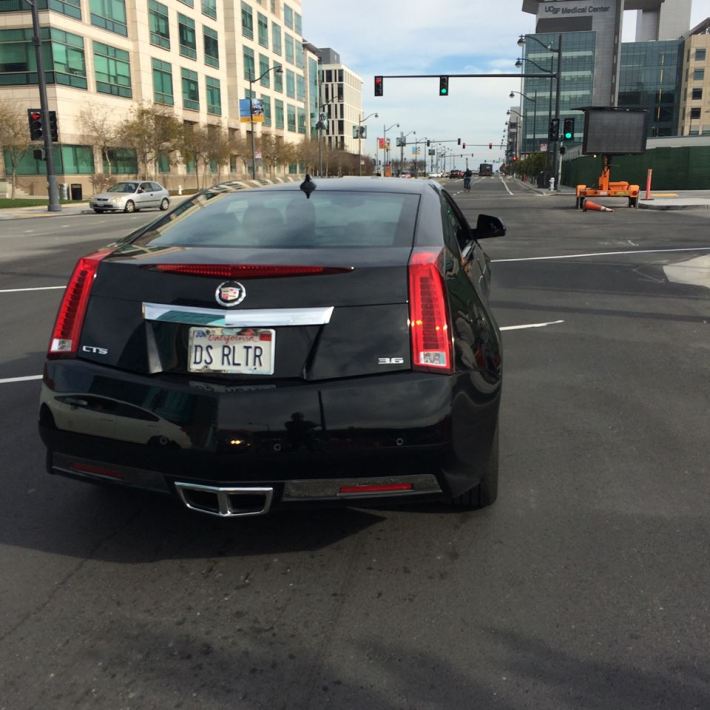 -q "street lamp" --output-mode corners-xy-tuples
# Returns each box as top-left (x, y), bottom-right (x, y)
(397, 129), (415, 176)
(357, 111), (378, 176)
(248, 63), (283, 179)
(510, 89), (538, 154)
(515, 56), (554, 156)
(517, 33), (563, 188)
(382, 122), (399, 175)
